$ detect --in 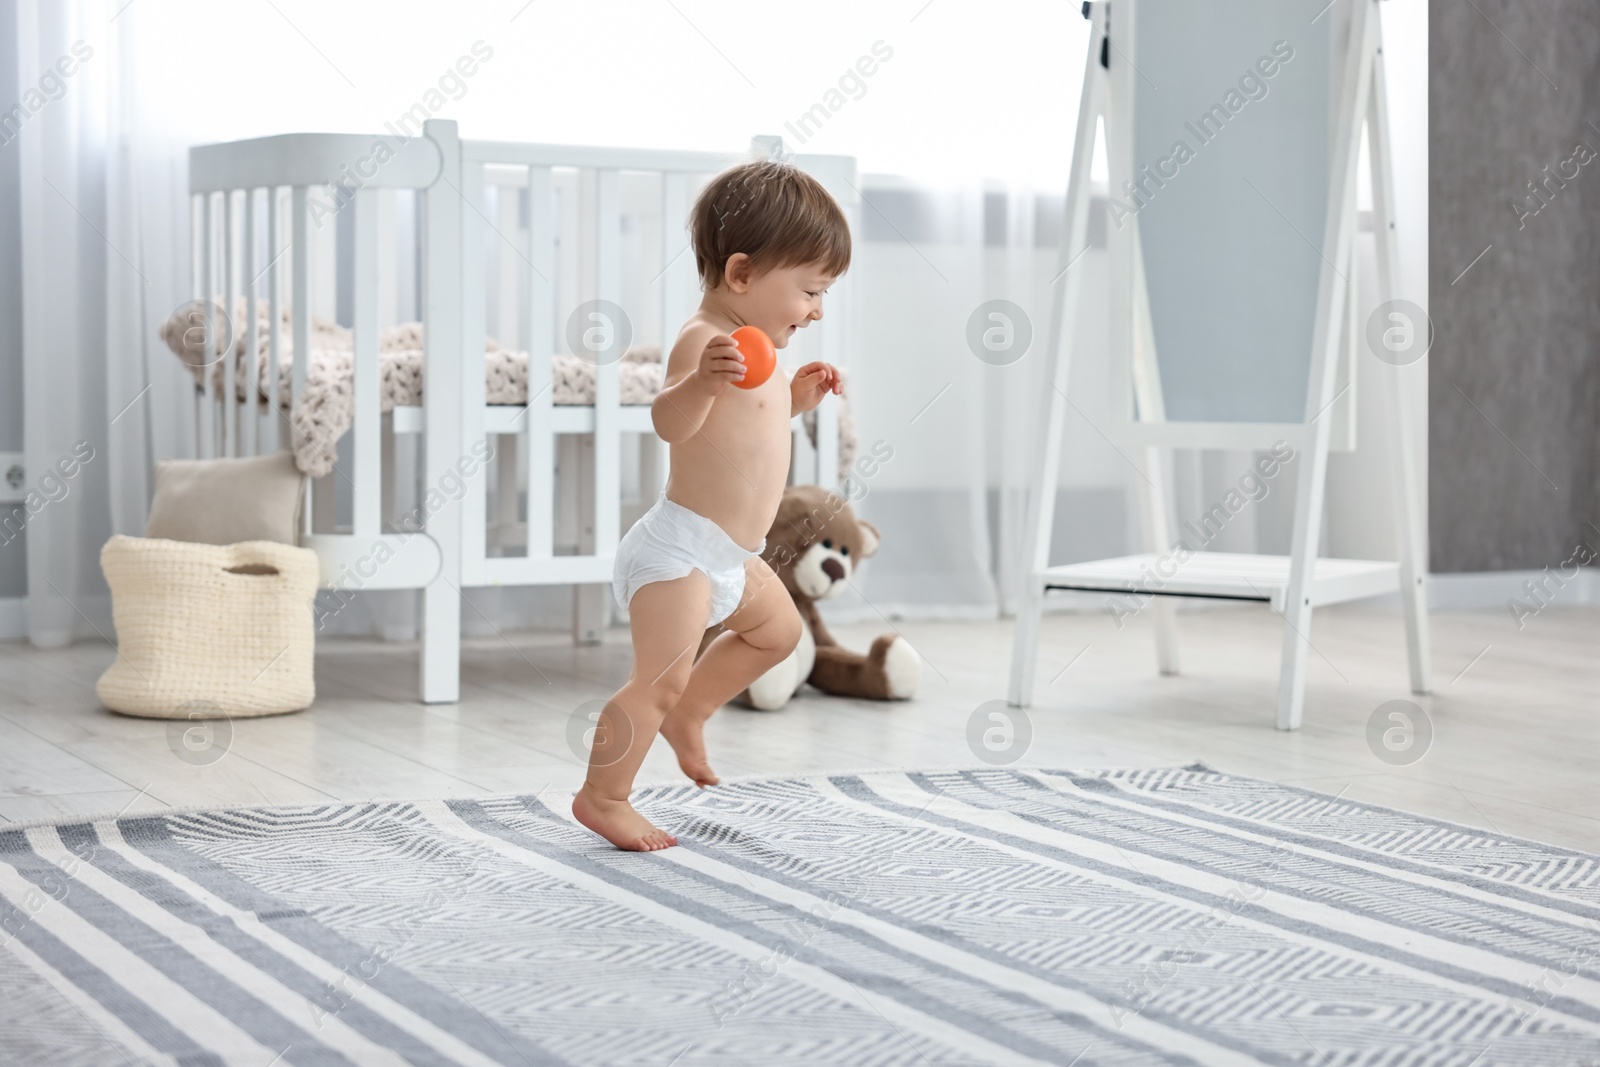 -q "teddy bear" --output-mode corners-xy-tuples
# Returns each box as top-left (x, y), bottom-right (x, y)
(694, 484), (920, 710)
